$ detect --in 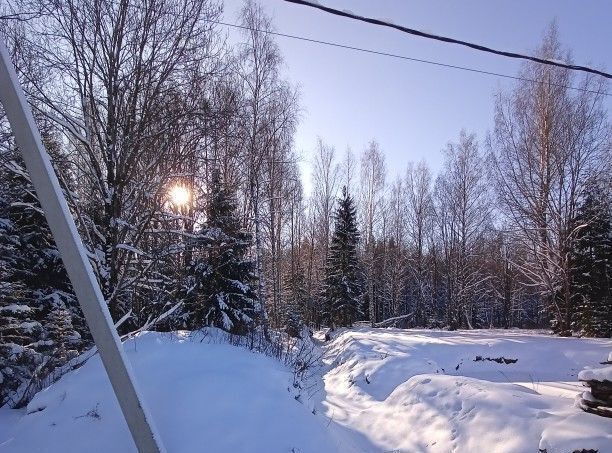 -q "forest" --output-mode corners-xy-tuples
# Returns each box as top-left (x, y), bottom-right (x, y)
(1, 0), (610, 410)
